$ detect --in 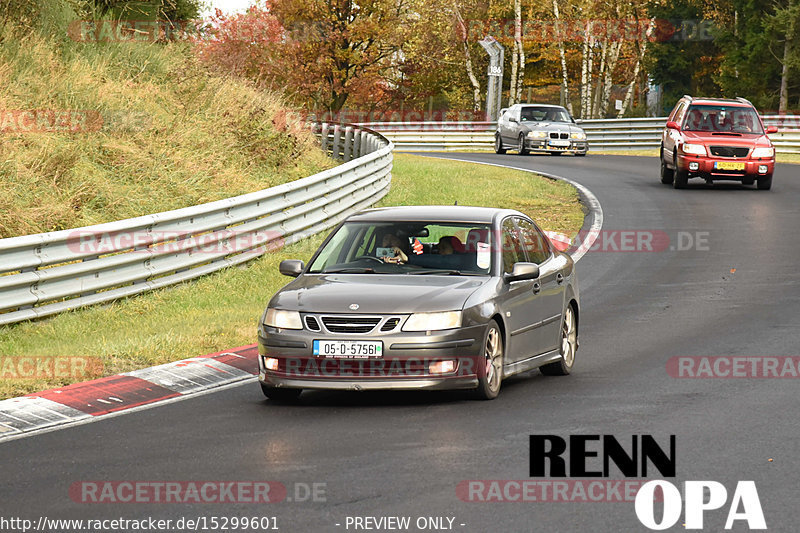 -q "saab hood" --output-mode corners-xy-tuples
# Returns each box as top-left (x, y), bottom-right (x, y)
(268, 274), (490, 314)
